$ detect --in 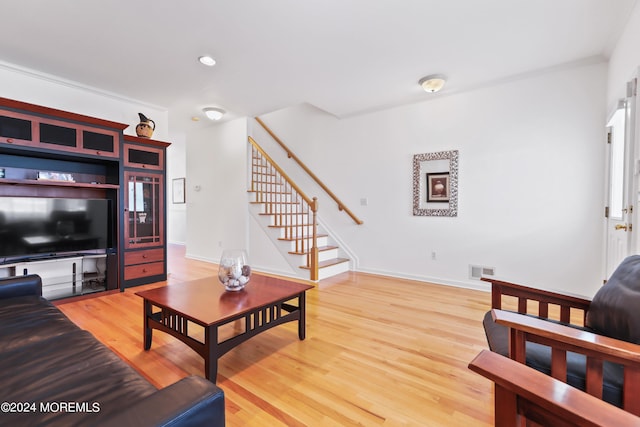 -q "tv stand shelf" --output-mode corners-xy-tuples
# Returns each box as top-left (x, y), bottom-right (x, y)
(0, 178), (119, 190)
(0, 254), (107, 300)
